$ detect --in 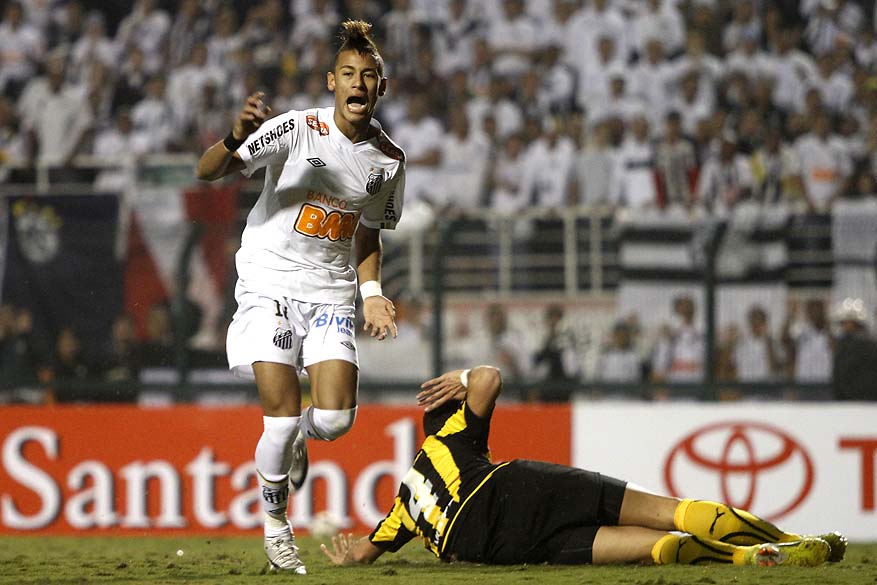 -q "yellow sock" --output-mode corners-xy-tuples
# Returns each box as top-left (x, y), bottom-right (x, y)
(674, 499), (800, 545)
(651, 533), (749, 565)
